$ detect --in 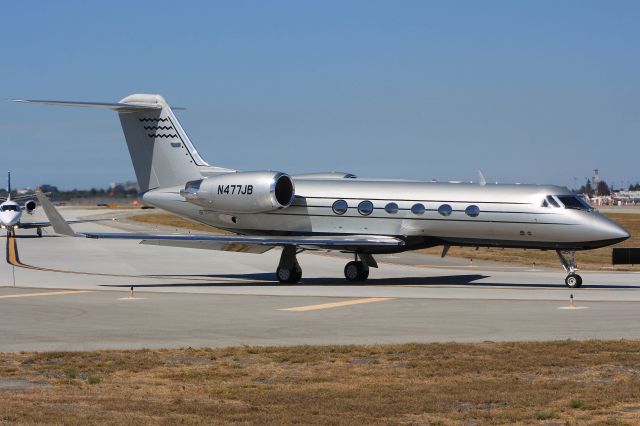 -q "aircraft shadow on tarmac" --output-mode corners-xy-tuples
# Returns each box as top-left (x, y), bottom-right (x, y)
(98, 272), (640, 289)
(99, 273), (488, 287)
